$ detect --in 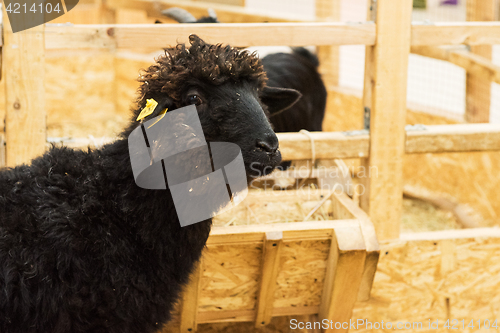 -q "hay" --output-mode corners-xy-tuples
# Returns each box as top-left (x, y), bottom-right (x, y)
(402, 198), (461, 232)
